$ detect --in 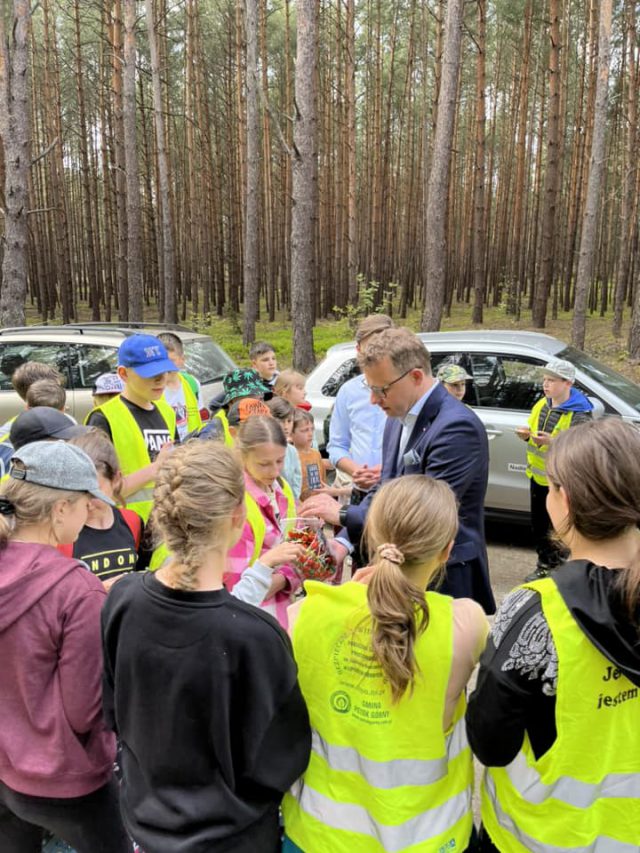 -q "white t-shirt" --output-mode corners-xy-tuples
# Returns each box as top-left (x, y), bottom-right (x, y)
(164, 384), (189, 441)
